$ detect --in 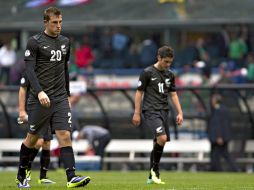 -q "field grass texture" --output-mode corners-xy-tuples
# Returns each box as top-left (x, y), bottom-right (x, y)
(1, 170), (254, 190)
